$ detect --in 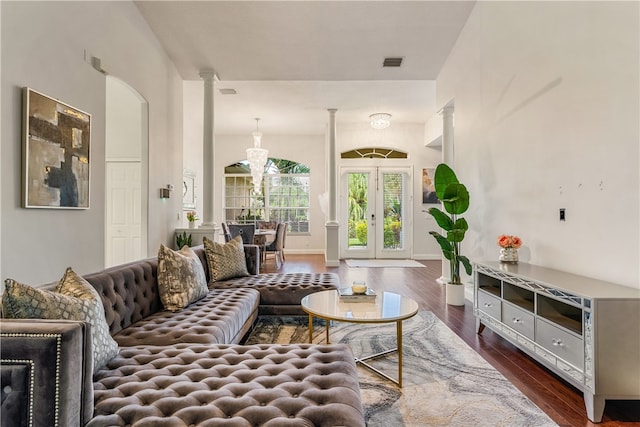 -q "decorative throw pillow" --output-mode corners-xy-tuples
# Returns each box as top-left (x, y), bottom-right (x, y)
(2, 268), (119, 373)
(204, 235), (249, 282)
(157, 244), (209, 312)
